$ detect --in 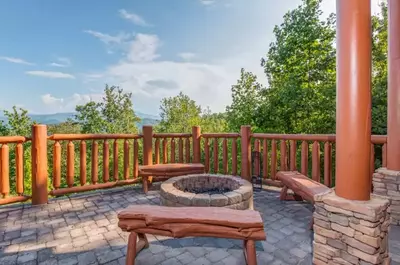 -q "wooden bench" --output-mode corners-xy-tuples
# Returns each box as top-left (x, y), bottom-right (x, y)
(118, 205), (266, 265)
(277, 171), (330, 228)
(138, 163), (205, 193)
